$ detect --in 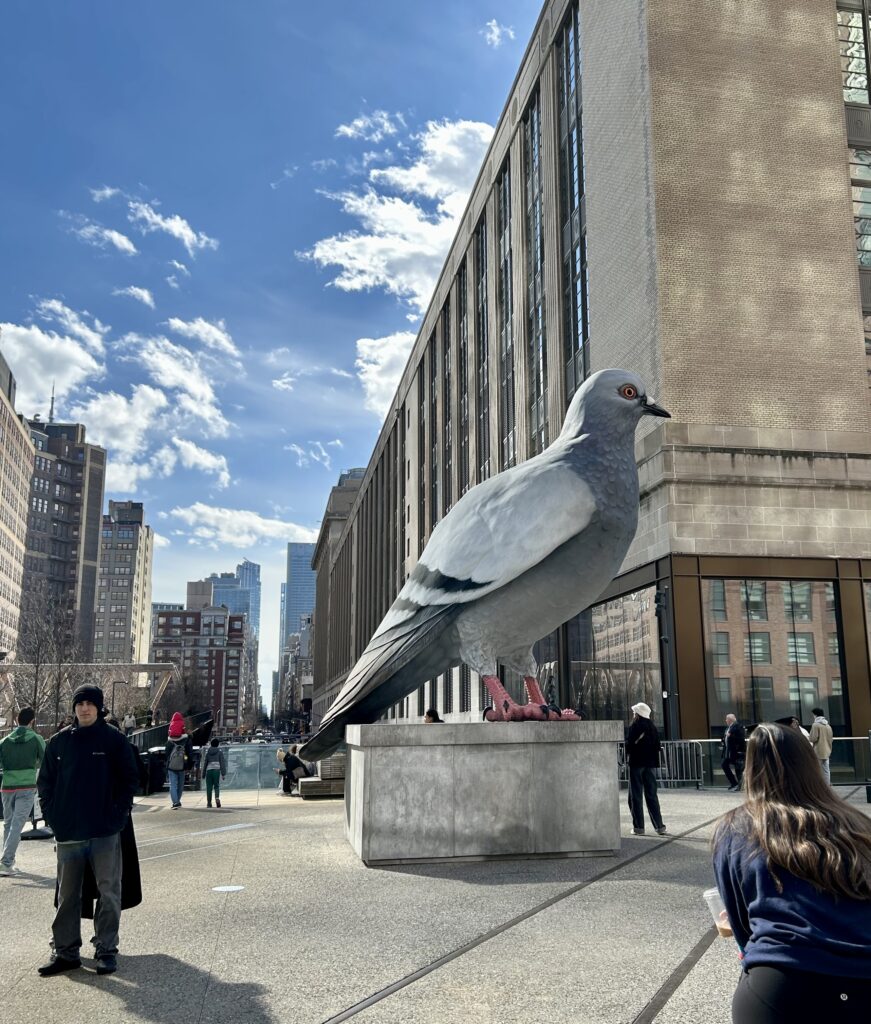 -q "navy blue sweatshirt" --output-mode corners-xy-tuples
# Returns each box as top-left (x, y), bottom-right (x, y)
(713, 822), (871, 978)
